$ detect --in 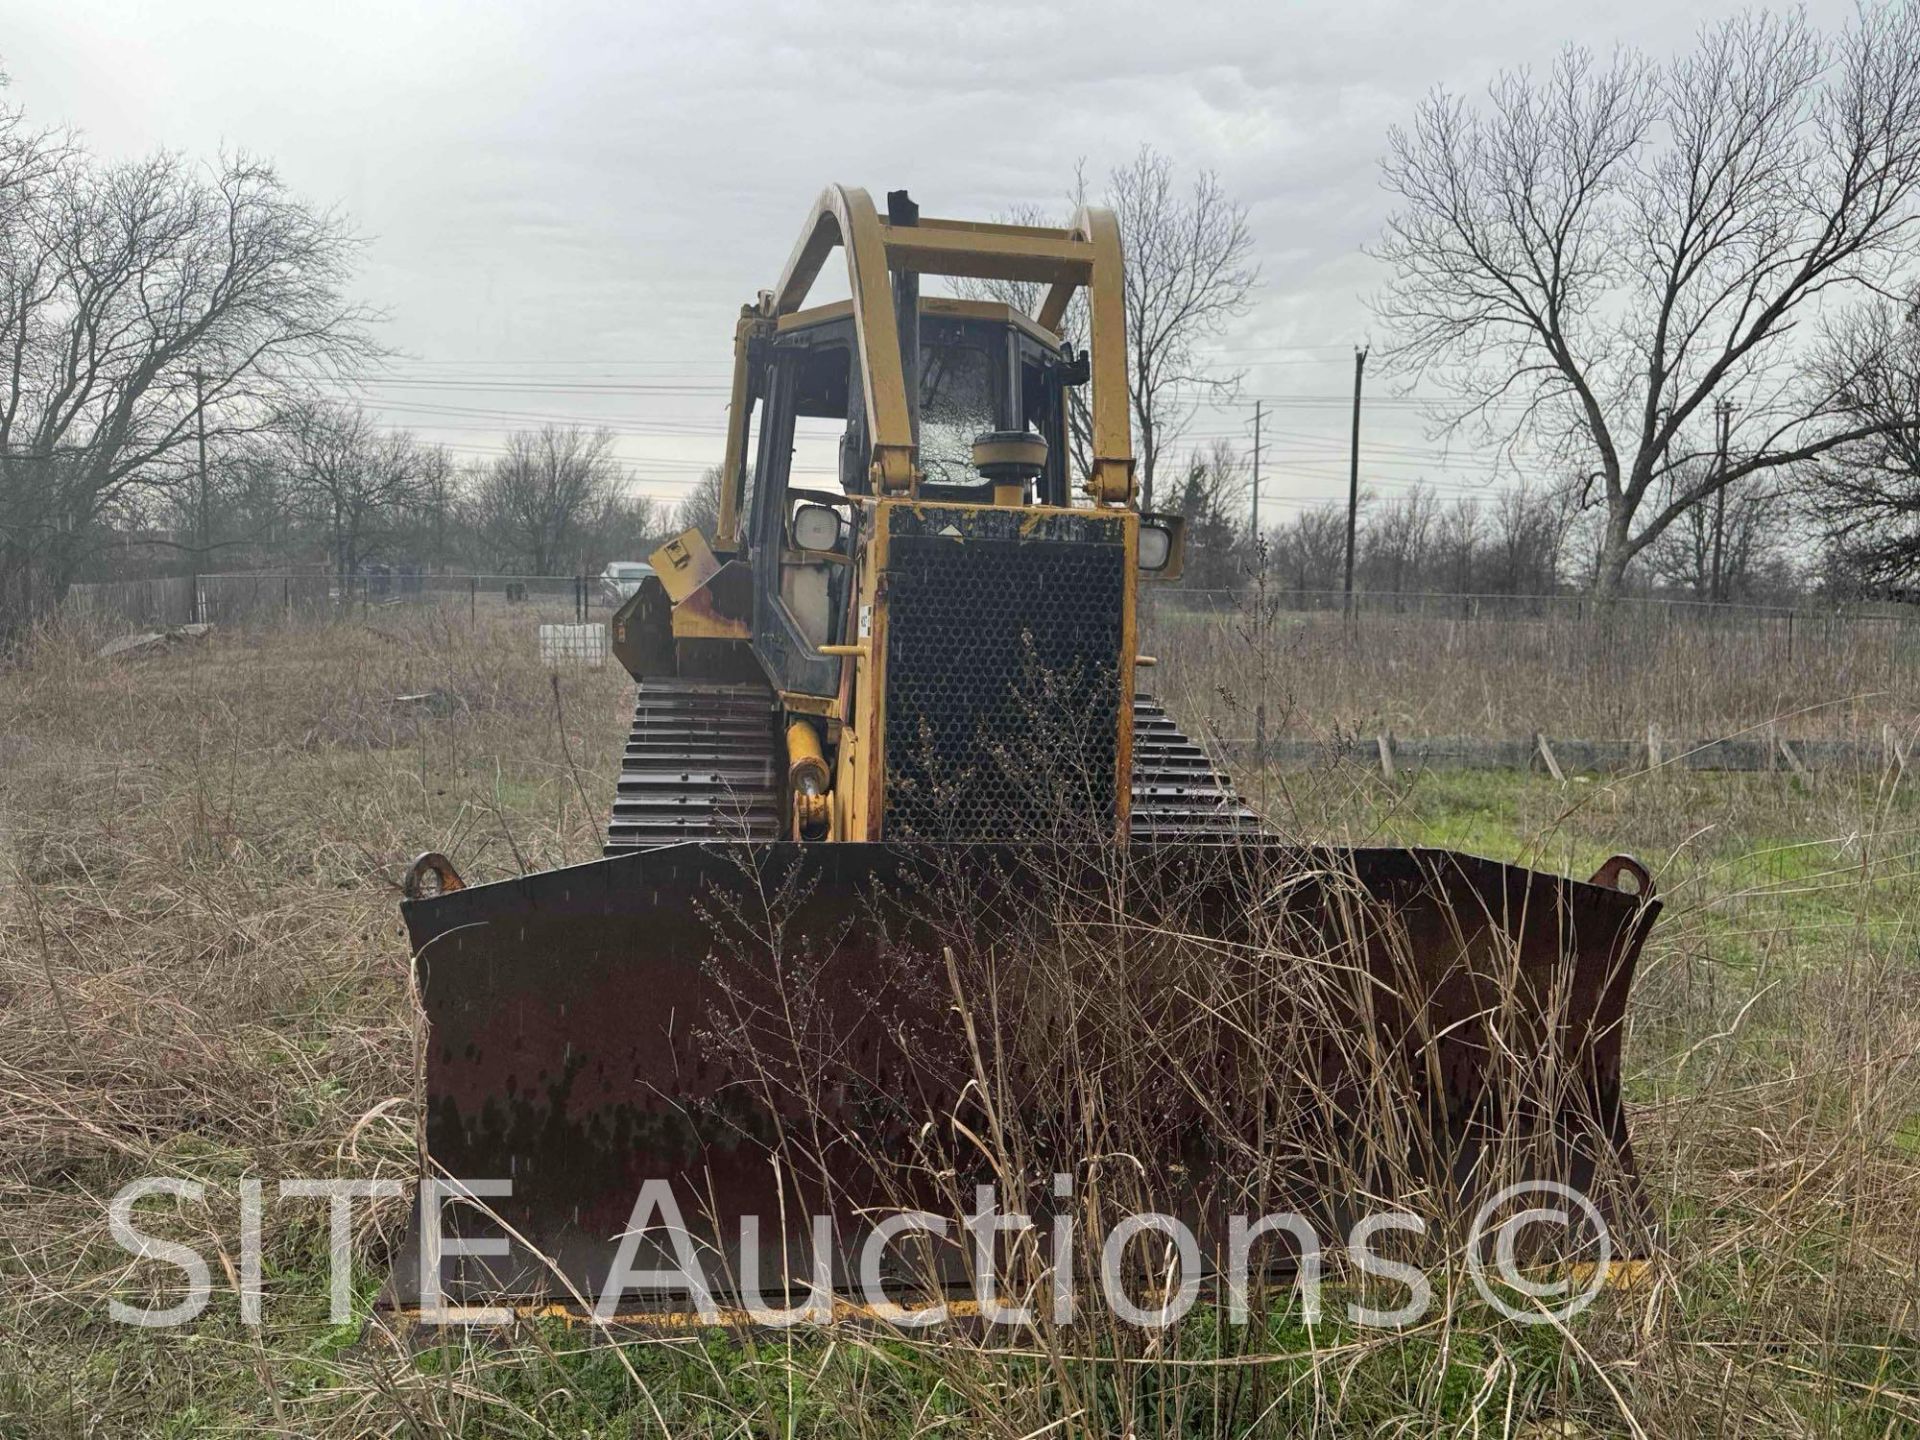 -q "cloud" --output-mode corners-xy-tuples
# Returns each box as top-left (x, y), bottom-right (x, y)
(4, 0), (1867, 505)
